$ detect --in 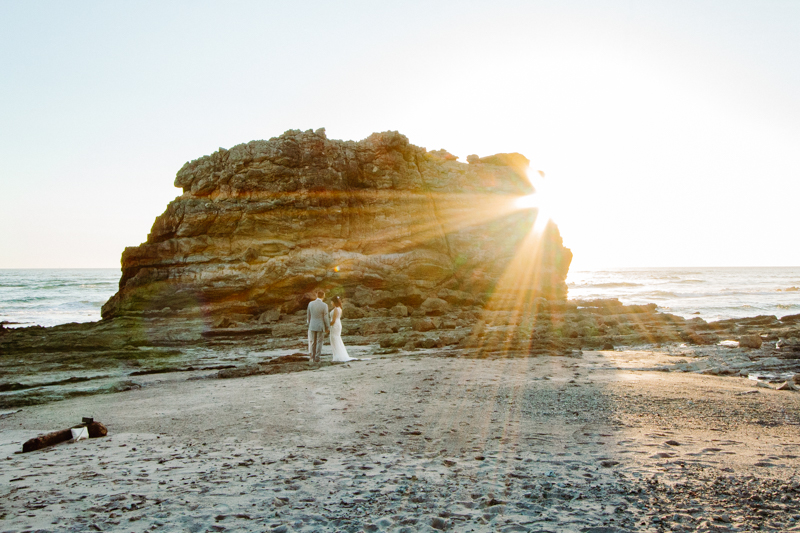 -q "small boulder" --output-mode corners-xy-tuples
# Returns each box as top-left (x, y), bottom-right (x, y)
(379, 334), (408, 348)
(360, 321), (394, 336)
(421, 297), (449, 316)
(431, 516), (449, 530)
(412, 318), (436, 332)
(416, 337), (438, 349)
(683, 331), (718, 345)
(258, 309), (281, 324)
(213, 316), (236, 329)
(739, 335), (763, 349)
(389, 303), (409, 317)
(437, 288), (475, 305)
(777, 381), (797, 391)
(466, 154), (480, 164)
(345, 306), (368, 319)
(439, 332), (466, 346)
